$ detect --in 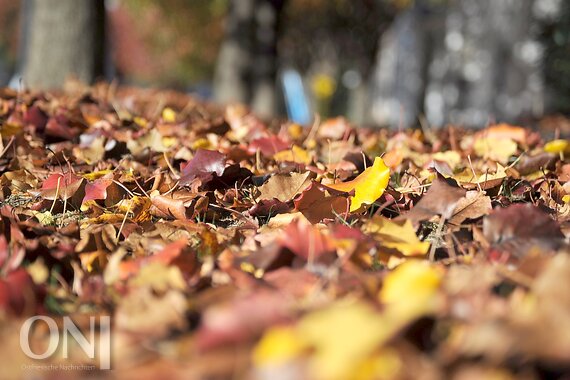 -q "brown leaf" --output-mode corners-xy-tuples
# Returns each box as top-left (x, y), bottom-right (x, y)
(483, 204), (566, 260)
(515, 152), (557, 175)
(257, 171), (313, 202)
(294, 182), (347, 223)
(151, 192), (201, 220)
(400, 178), (466, 225)
(448, 191), (492, 227)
